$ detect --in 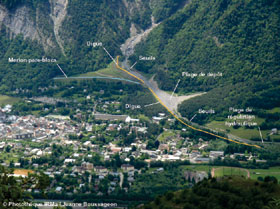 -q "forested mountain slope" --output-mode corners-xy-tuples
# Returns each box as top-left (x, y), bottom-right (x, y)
(0, 0), (185, 91)
(130, 0), (280, 123)
(140, 176), (280, 209)
(0, 0), (279, 129)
